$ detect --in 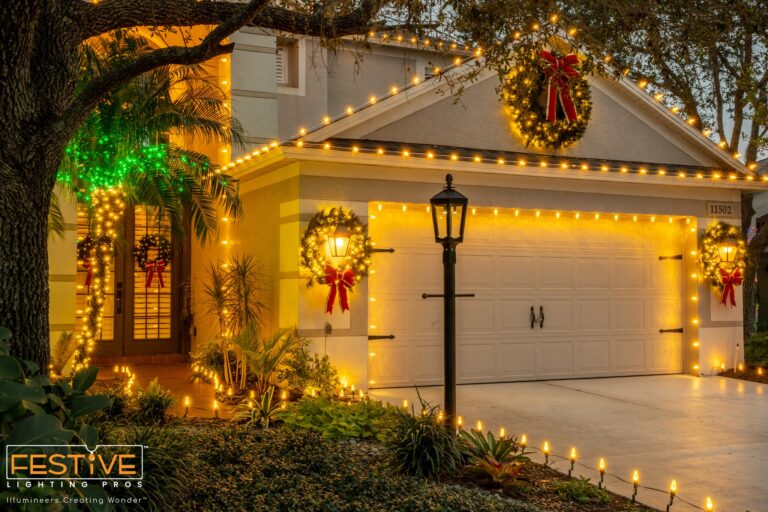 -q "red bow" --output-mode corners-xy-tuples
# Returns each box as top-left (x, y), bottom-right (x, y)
(83, 260), (93, 289)
(324, 265), (354, 314)
(145, 260), (166, 288)
(719, 267), (742, 307)
(540, 51), (580, 123)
